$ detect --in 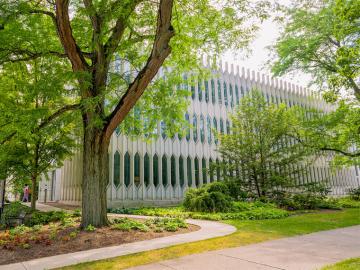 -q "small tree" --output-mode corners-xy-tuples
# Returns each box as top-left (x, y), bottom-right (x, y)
(217, 90), (313, 198)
